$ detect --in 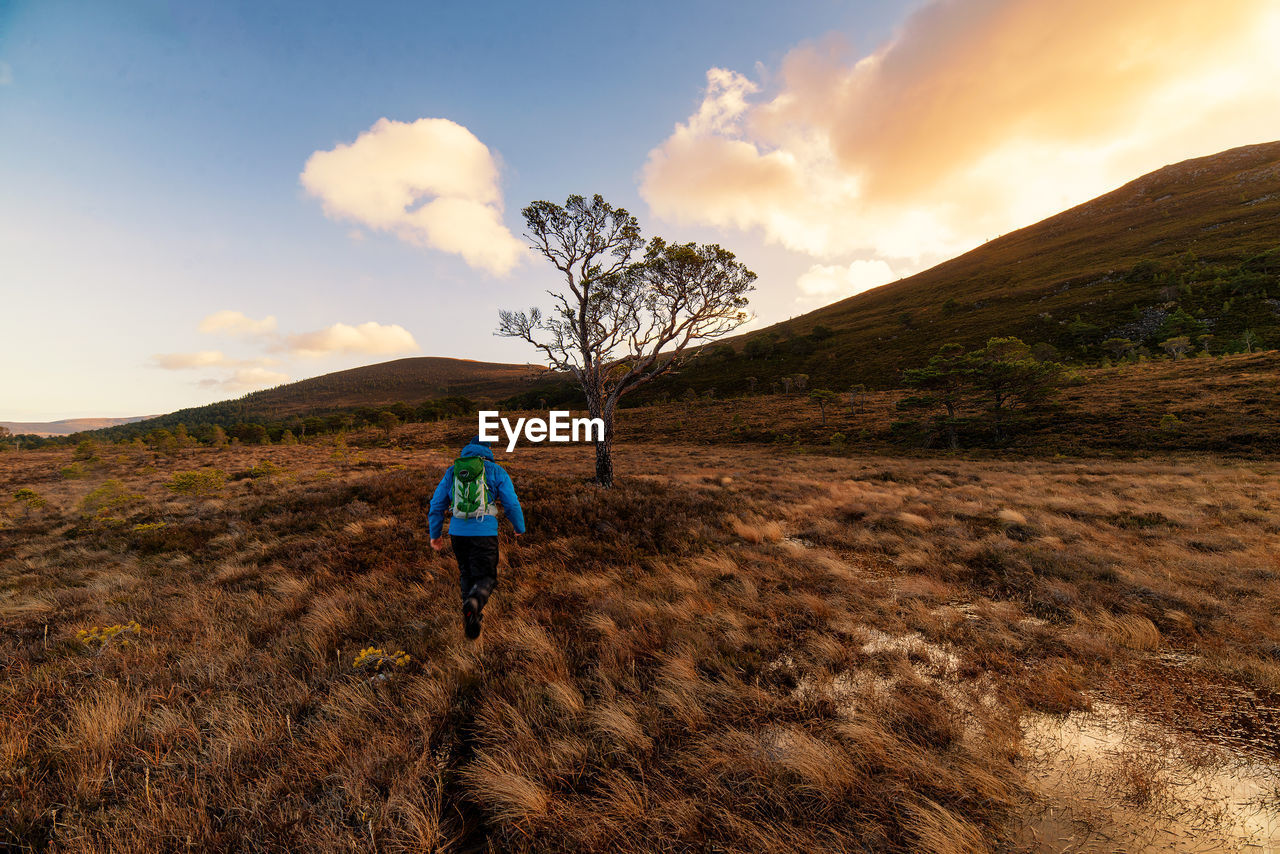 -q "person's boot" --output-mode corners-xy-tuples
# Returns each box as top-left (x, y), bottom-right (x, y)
(462, 596), (482, 640)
